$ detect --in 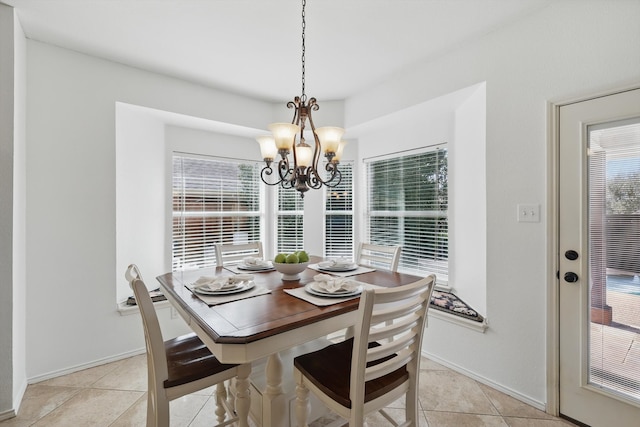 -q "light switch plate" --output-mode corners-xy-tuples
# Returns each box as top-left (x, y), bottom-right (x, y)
(517, 204), (540, 223)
